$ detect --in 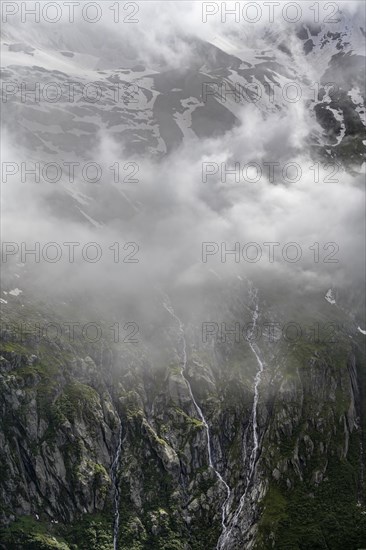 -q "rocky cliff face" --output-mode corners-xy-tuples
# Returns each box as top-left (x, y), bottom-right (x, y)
(1, 283), (365, 549)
